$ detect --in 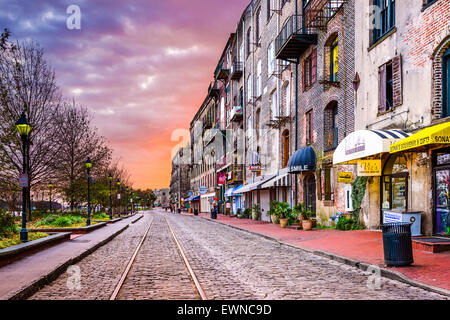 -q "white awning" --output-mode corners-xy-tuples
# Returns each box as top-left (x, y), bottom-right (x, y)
(261, 173), (291, 189)
(200, 192), (216, 199)
(239, 174), (276, 193)
(333, 129), (410, 165)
